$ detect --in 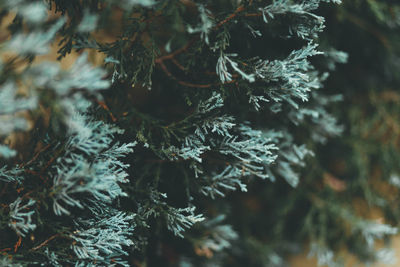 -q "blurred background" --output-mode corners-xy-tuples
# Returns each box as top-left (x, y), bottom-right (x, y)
(291, 0), (400, 266)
